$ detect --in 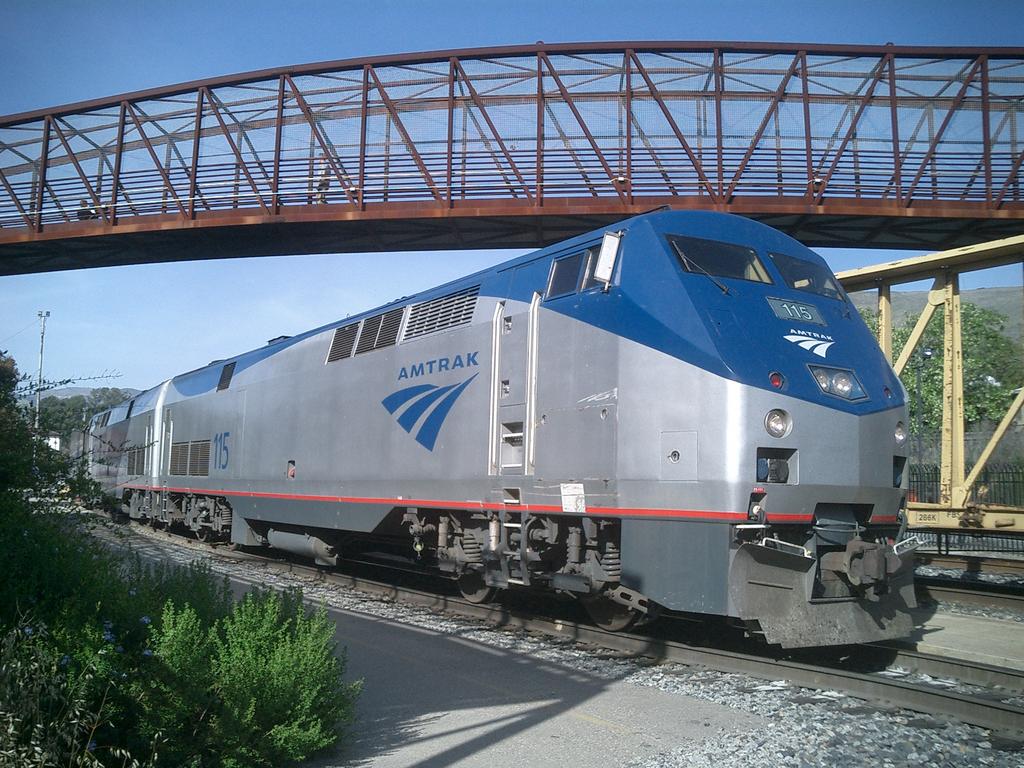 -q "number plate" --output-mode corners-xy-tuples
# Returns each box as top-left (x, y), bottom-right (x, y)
(767, 297), (825, 325)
